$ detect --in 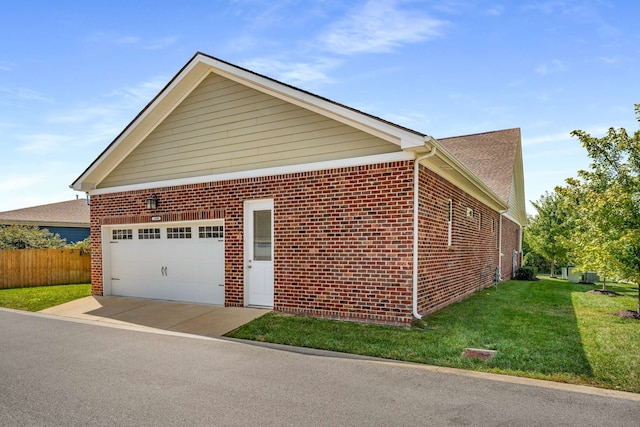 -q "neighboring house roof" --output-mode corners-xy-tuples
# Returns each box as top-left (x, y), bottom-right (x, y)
(71, 52), (525, 222)
(439, 128), (526, 225)
(0, 199), (90, 228)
